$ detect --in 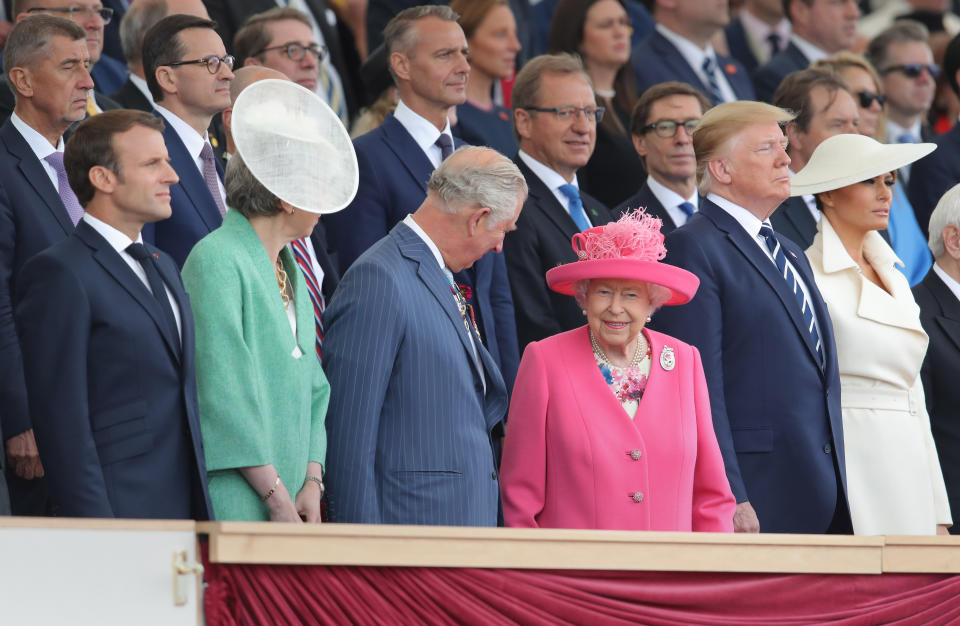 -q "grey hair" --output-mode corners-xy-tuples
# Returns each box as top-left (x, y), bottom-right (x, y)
(427, 146), (527, 226)
(865, 20), (930, 72)
(383, 5), (460, 82)
(928, 182), (960, 258)
(571, 279), (673, 311)
(3, 15), (85, 79)
(119, 0), (168, 70)
(224, 154), (283, 219)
